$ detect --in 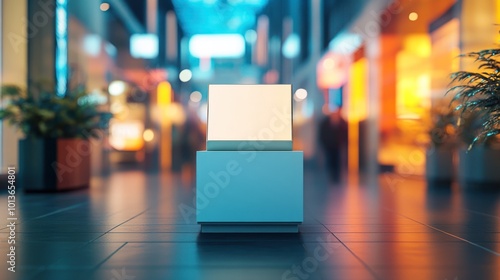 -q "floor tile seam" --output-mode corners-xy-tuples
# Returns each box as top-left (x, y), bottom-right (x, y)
(16, 234), (115, 279)
(5, 240), (473, 244)
(95, 264), (367, 269)
(30, 202), (89, 220)
(92, 242), (129, 270)
(358, 264), (500, 268)
(315, 219), (383, 280)
(25, 267), (47, 280)
(464, 208), (500, 220)
(84, 240), (343, 244)
(383, 208), (500, 257)
(87, 209), (150, 243)
(8, 231), (114, 233)
(0, 203), (89, 230)
(317, 240), (475, 243)
(108, 231), (201, 233)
